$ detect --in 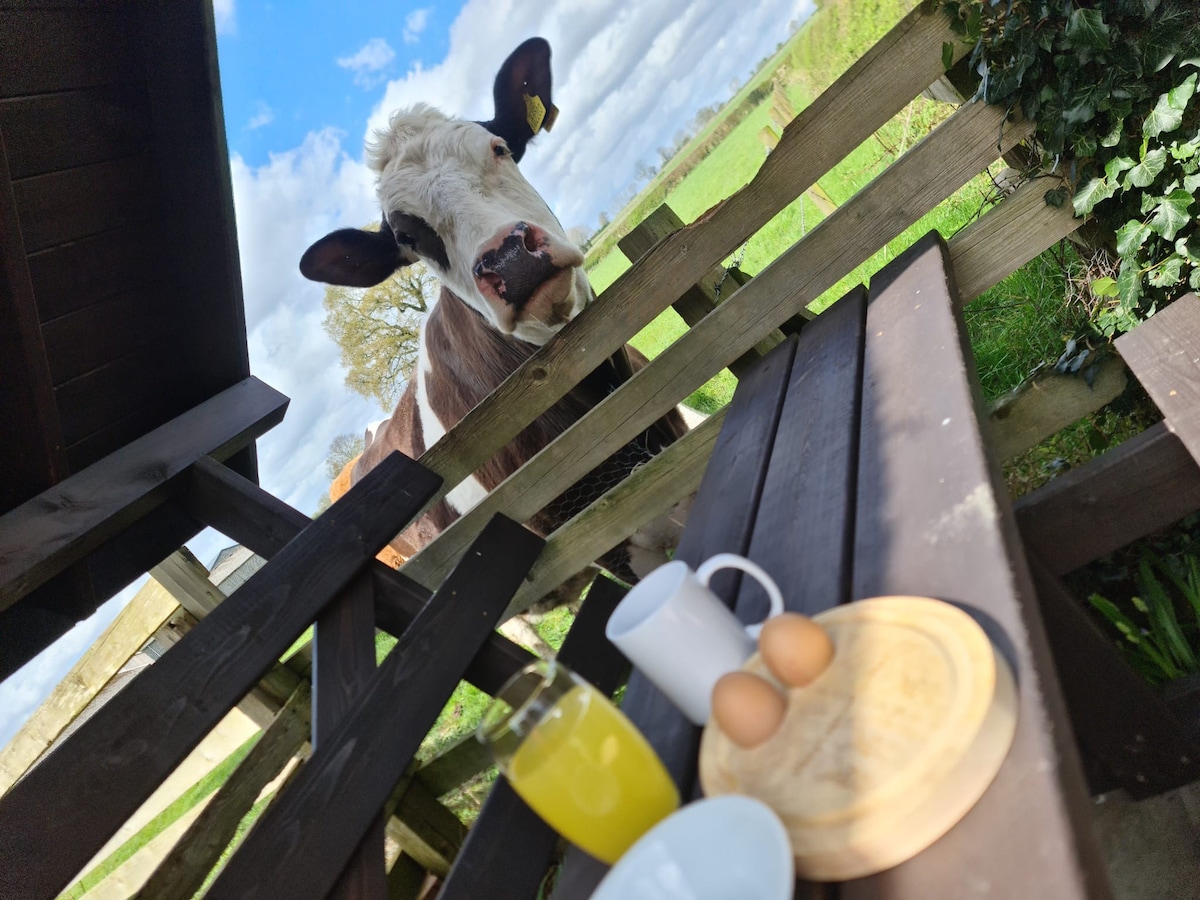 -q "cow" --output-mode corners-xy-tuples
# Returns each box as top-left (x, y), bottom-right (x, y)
(300, 37), (690, 647)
